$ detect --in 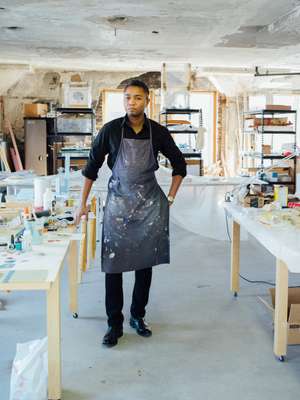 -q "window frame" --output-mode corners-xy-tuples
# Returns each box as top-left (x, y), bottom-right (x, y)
(101, 88), (156, 123)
